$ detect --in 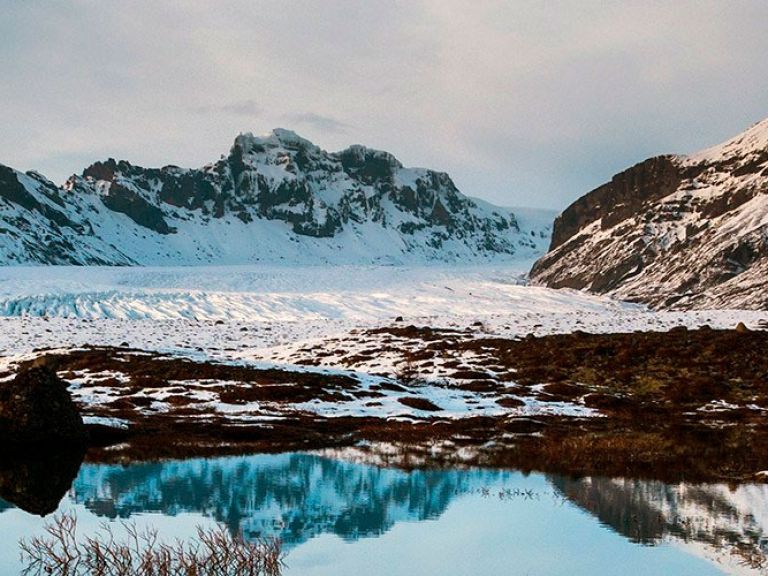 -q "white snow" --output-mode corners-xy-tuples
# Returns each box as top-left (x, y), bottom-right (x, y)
(82, 416), (131, 429)
(0, 263), (764, 424)
(0, 264), (763, 363)
(0, 263), (616, 321)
